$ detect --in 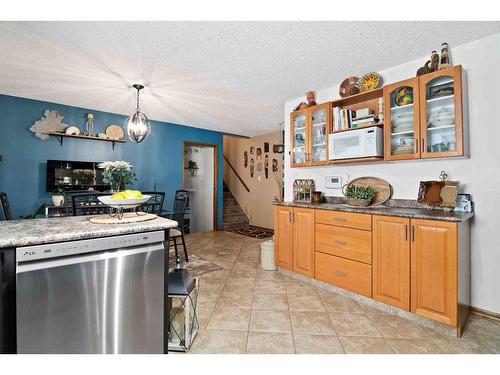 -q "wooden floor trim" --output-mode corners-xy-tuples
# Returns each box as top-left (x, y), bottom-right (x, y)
(471, 307), (500, 322)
